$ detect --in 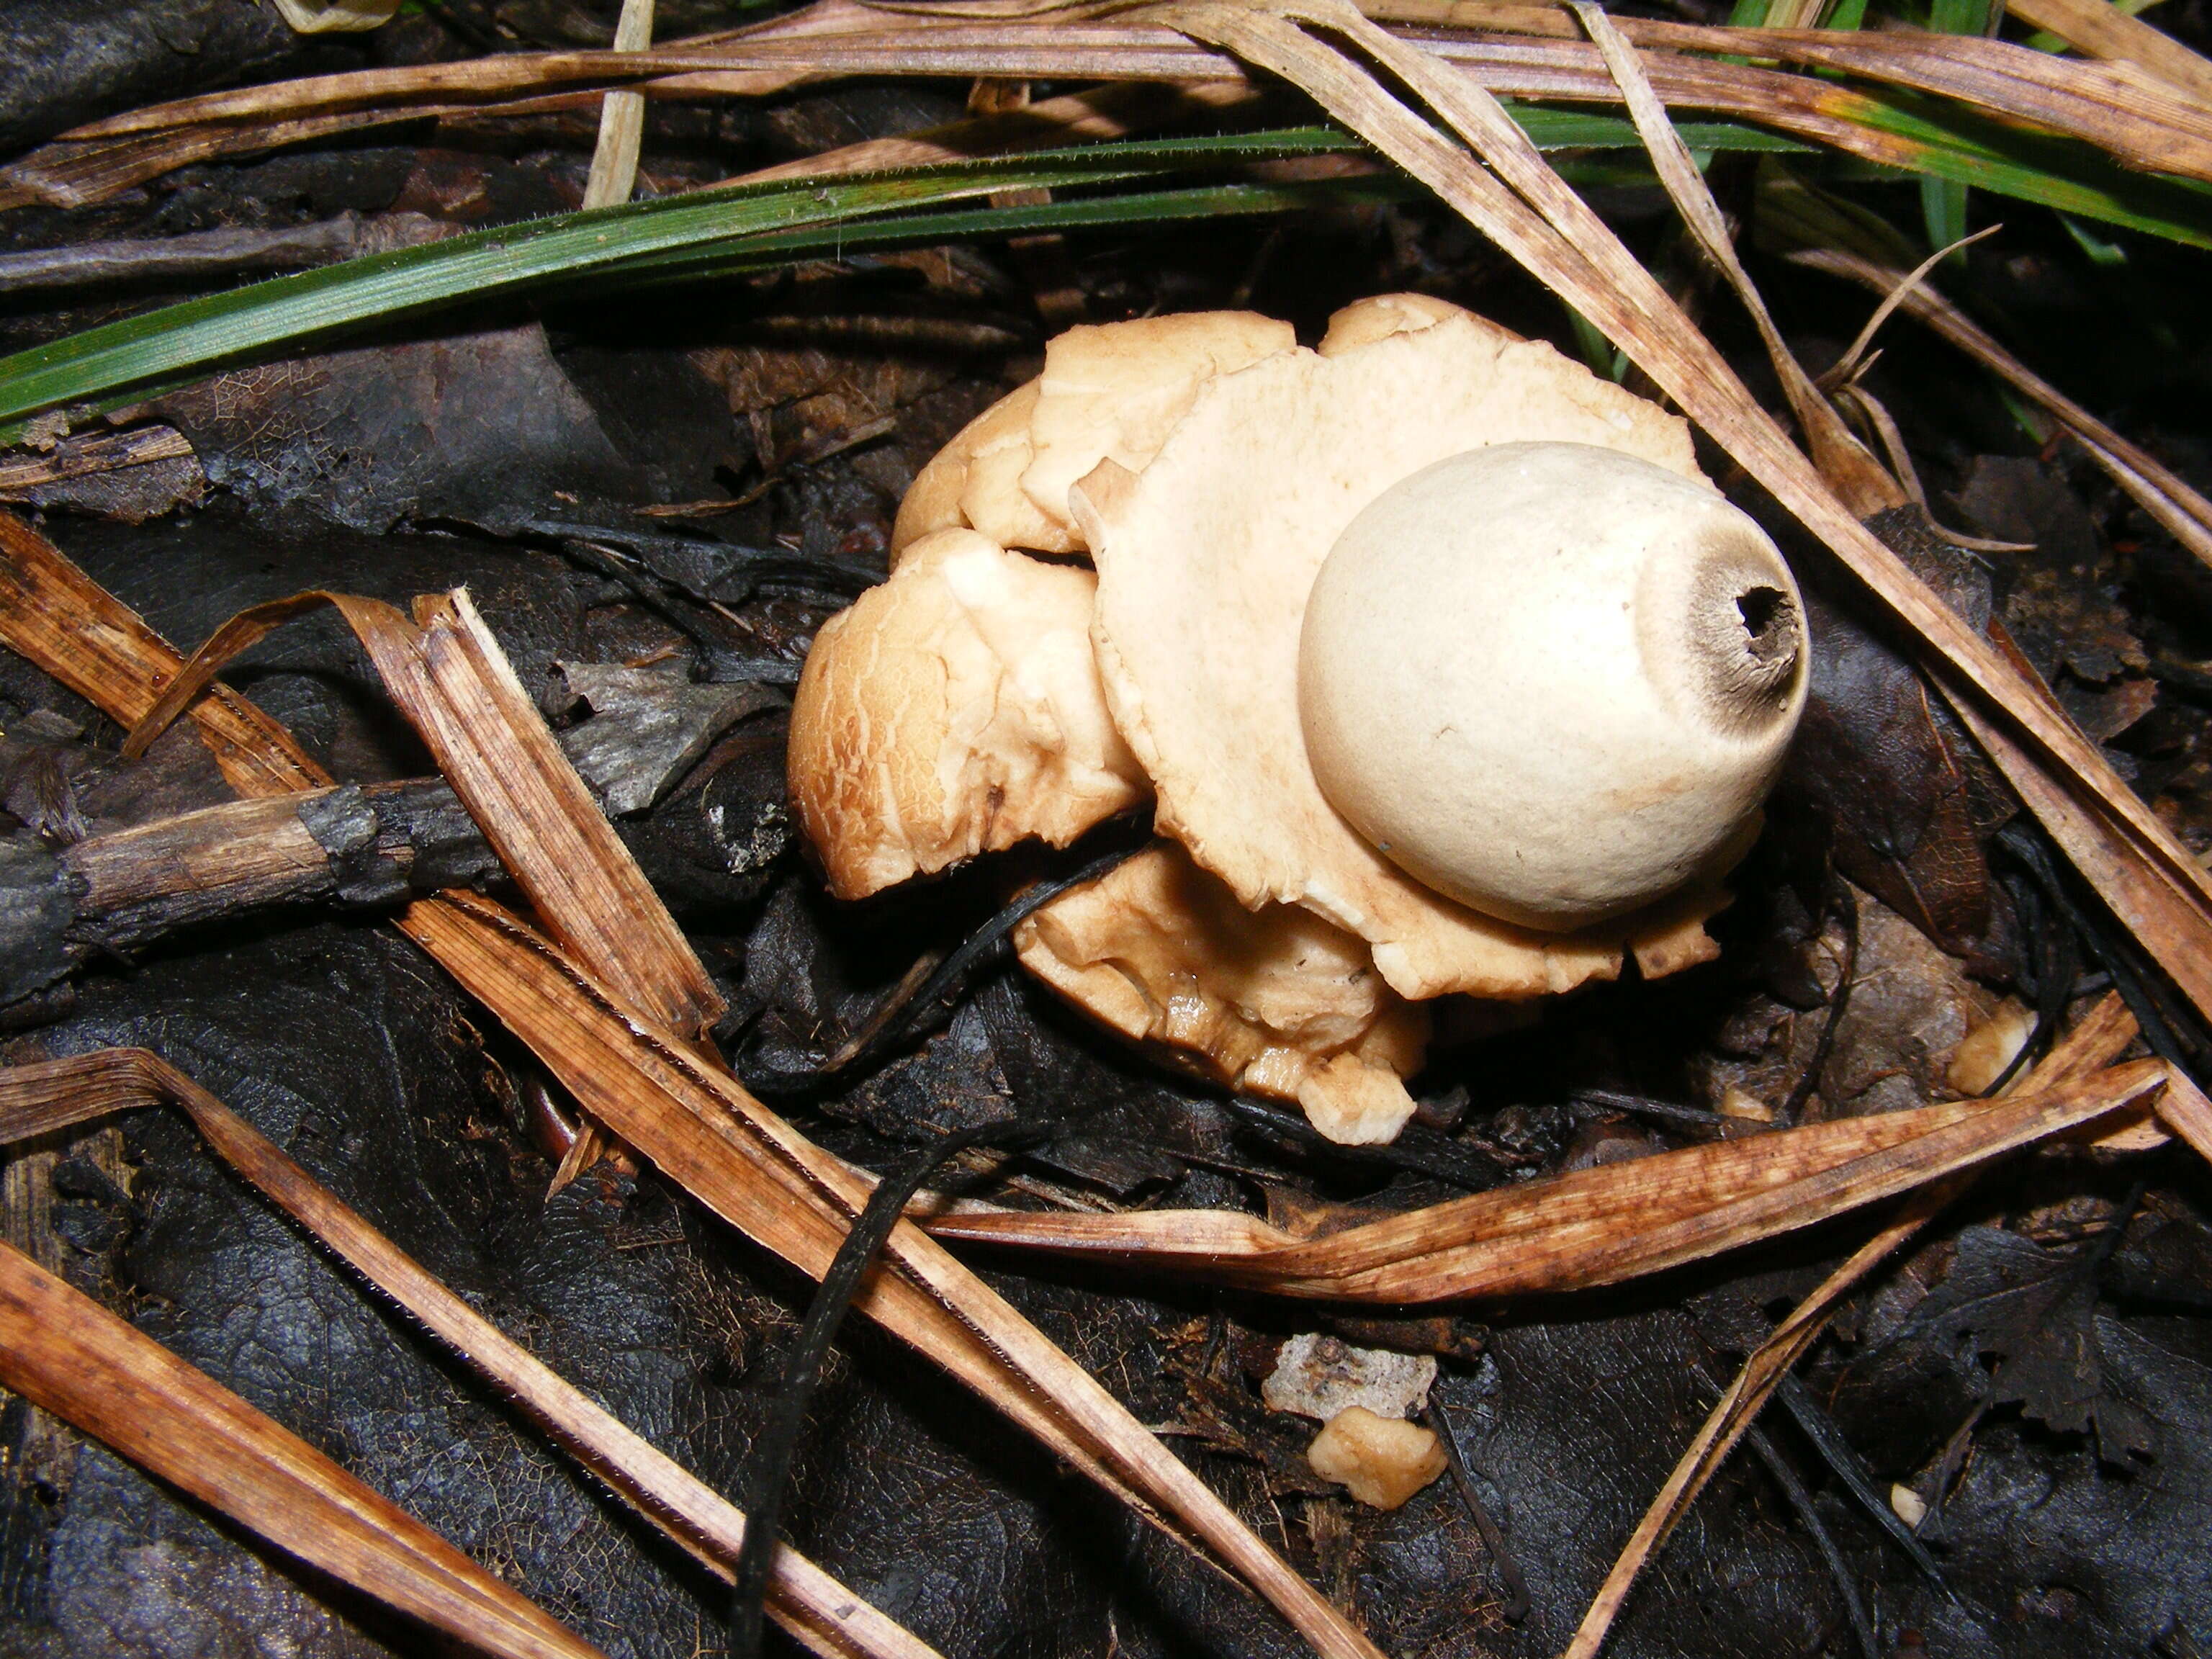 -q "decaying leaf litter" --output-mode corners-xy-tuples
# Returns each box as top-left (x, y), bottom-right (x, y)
(3, 0), (2212, 1655)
